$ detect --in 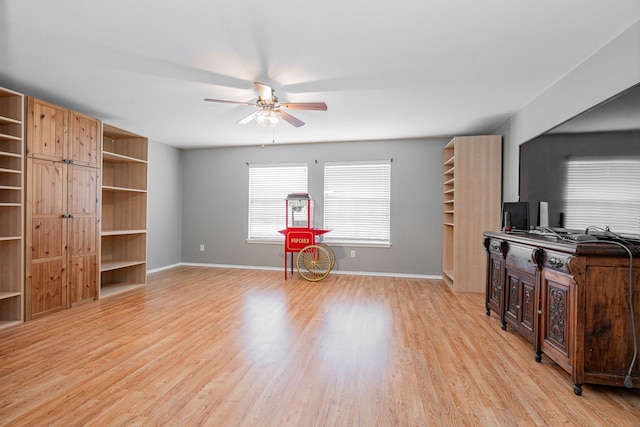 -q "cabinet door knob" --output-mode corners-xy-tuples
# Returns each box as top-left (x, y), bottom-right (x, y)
(537, 310), (543, 315)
